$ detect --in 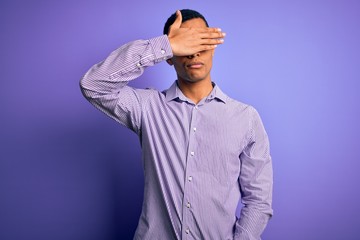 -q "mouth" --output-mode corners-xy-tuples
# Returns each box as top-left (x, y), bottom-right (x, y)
(186, 62), (204, 69)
